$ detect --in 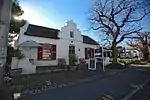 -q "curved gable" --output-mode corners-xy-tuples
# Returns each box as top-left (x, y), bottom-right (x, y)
(60, 20), (83, 41)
